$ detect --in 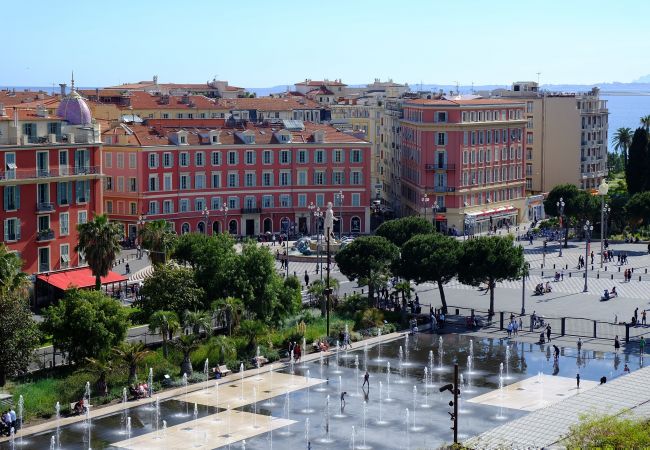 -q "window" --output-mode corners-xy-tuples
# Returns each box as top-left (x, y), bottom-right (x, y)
(130, 202), (137, 215)
(471, 150), (476, 164)
(263, 195), (273, 208)
(351, 217), (361, 233)
(211, 172), (221, 188)
(280, 150), (290, 164)
(298, 150), (308, 164)
(526, 101), (533, 113)
(527, 133), (534, 144)
(129, 177), (137, 192)
(162, 113), (169, 119)
(78, 210), (87, 225)
(4, 218), (20, 242)
(263, 150), (272, 165)
(314, 171), (325, 185)
(228, 151), (238, 165)
(148, 175), (158, 191)
(463, 151), (468, 164)
(211, 151), (221, 166)
(245, 151), (255, 165)
(315, 194), (324, 207)
(463, 132), (468, 146)
(280, 195), (291, 207)
(315, 150), (325, 164)
(245, 172), (255, 187)
(164, 173), (172, 191)
(351, 171), (361, 185)
(351, 149), (362, 163)
(297, 194), (306, 207)
(105, 152), (112, 168)
(117, 153), (124, 169)
(436, 111), (447, 123)
(180, 199), (189, 212)
(280, 172), (290, 186)
(180, 152), (189, 167)
(228, 173), (238, 187)
(195, 173), (205, 189)
(57, 150), (67, 175)
(148, 153), (158, 169)
(351, 193), (360, 206)
(129, 153), (137, 169)
(163, 200), (173, 214)
(333, 149), (344, 163)
(104, 176), (113, 191)
(211, 197), (222, 210)
(194, 198), (205, 211)
(195, 152), (204, 167)
(75, 180), (90, 203)
(180, 174), (189, 190)
(437, 132), (447, 146)
(148, 201), (158, 214)
(228, 197), (238, 209)
(57, 182), (70, 205)
(262, 172), (272, 187)
(60, 244), (69, 269)
(105, 200), (113, 213)
(38, 247), (50, 273)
